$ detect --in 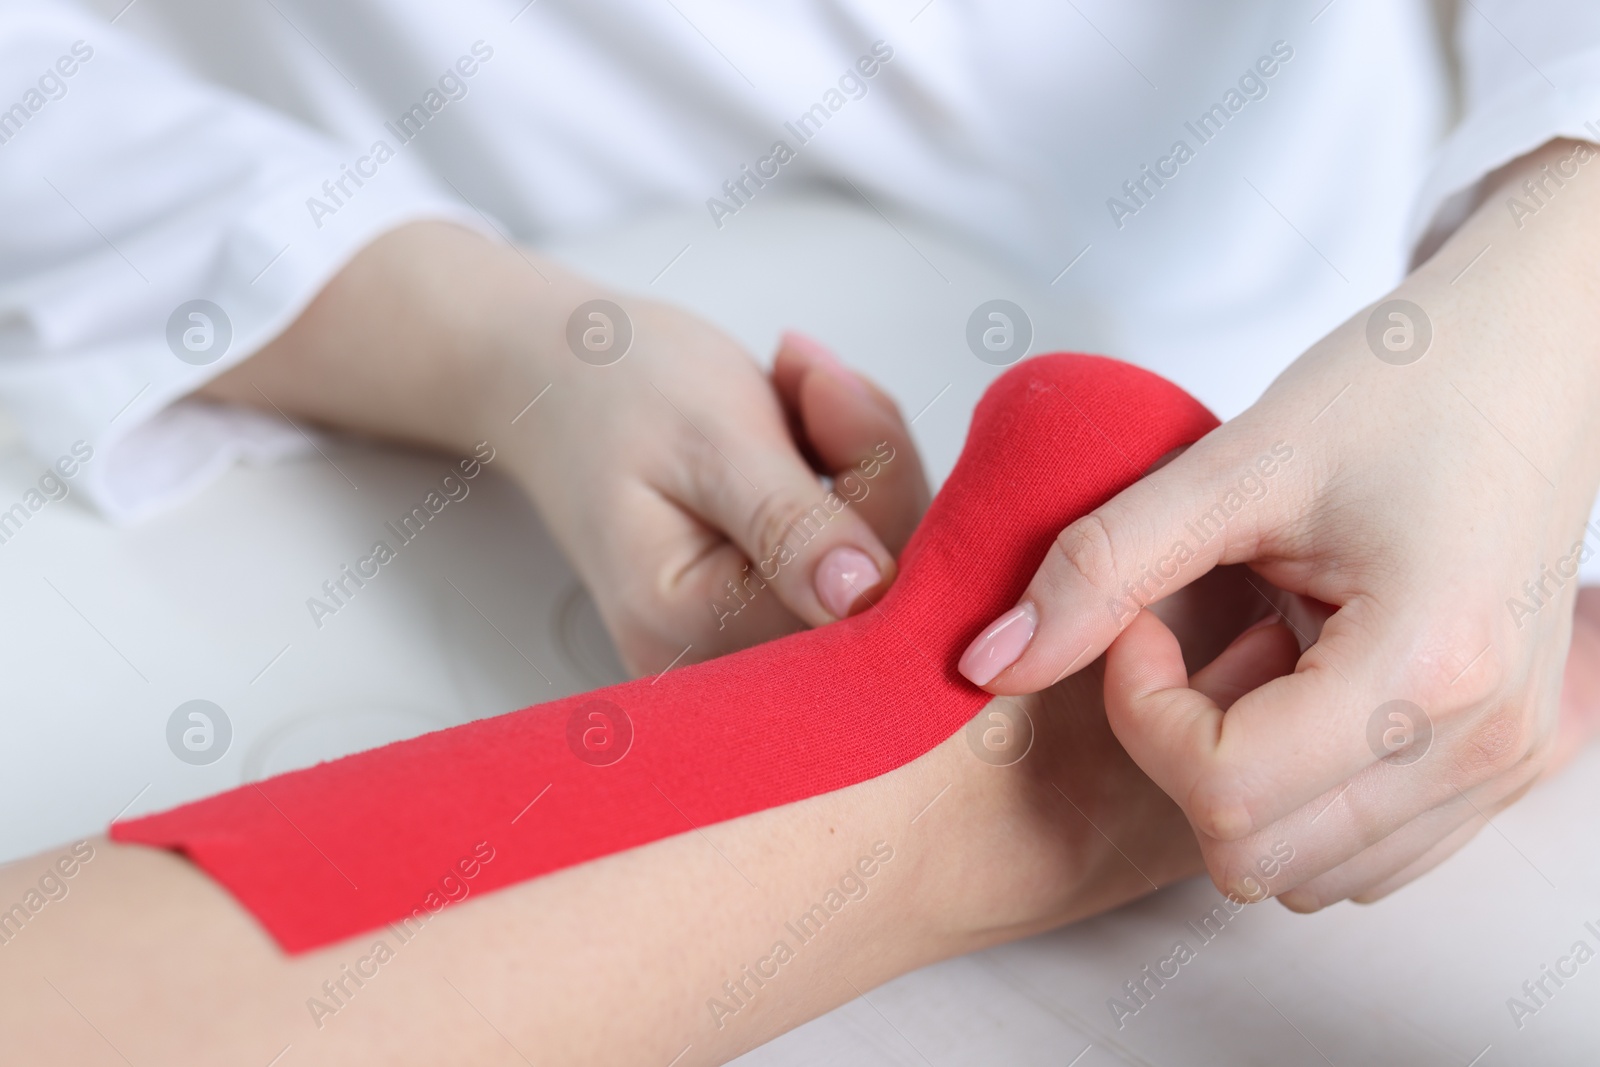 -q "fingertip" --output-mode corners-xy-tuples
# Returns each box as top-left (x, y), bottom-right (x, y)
(969, 595), (1126, 695)
(779, 329), (840, 370)
(958, 603), (1039, 688)
(1104, 609), (1188, 701)
(780, 330), (872, 400)
(812, 544), (886, 620)
(1276, 889), (1324, 914)
(771, 332), (806, 392)
(1188, 616), (1300, 711)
